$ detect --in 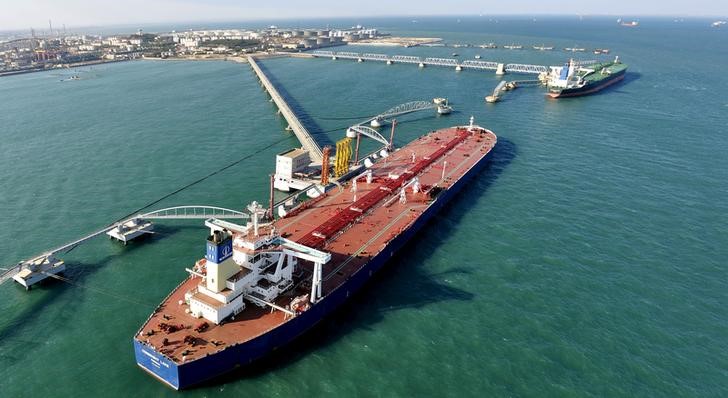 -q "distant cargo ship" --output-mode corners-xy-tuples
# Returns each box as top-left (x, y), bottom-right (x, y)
(134, 121), (497, 389)
(545, 57), (628, 98)
(618, 18), (639, 27)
